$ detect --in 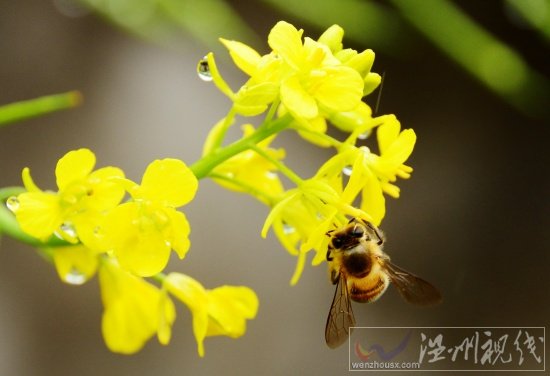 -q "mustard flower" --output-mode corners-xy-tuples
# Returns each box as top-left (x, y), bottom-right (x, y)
(13, 148), (125, 245)
(98, 258), (175, 354)
(318, 24), (382, 96)
(105, 159), (198, 277)
(315, 116), (416, 225)
(209, 124), (285, 205)
(221, 21), (364, 121)
(163, 273), (259, 357)
(262, 179), (370, 284)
